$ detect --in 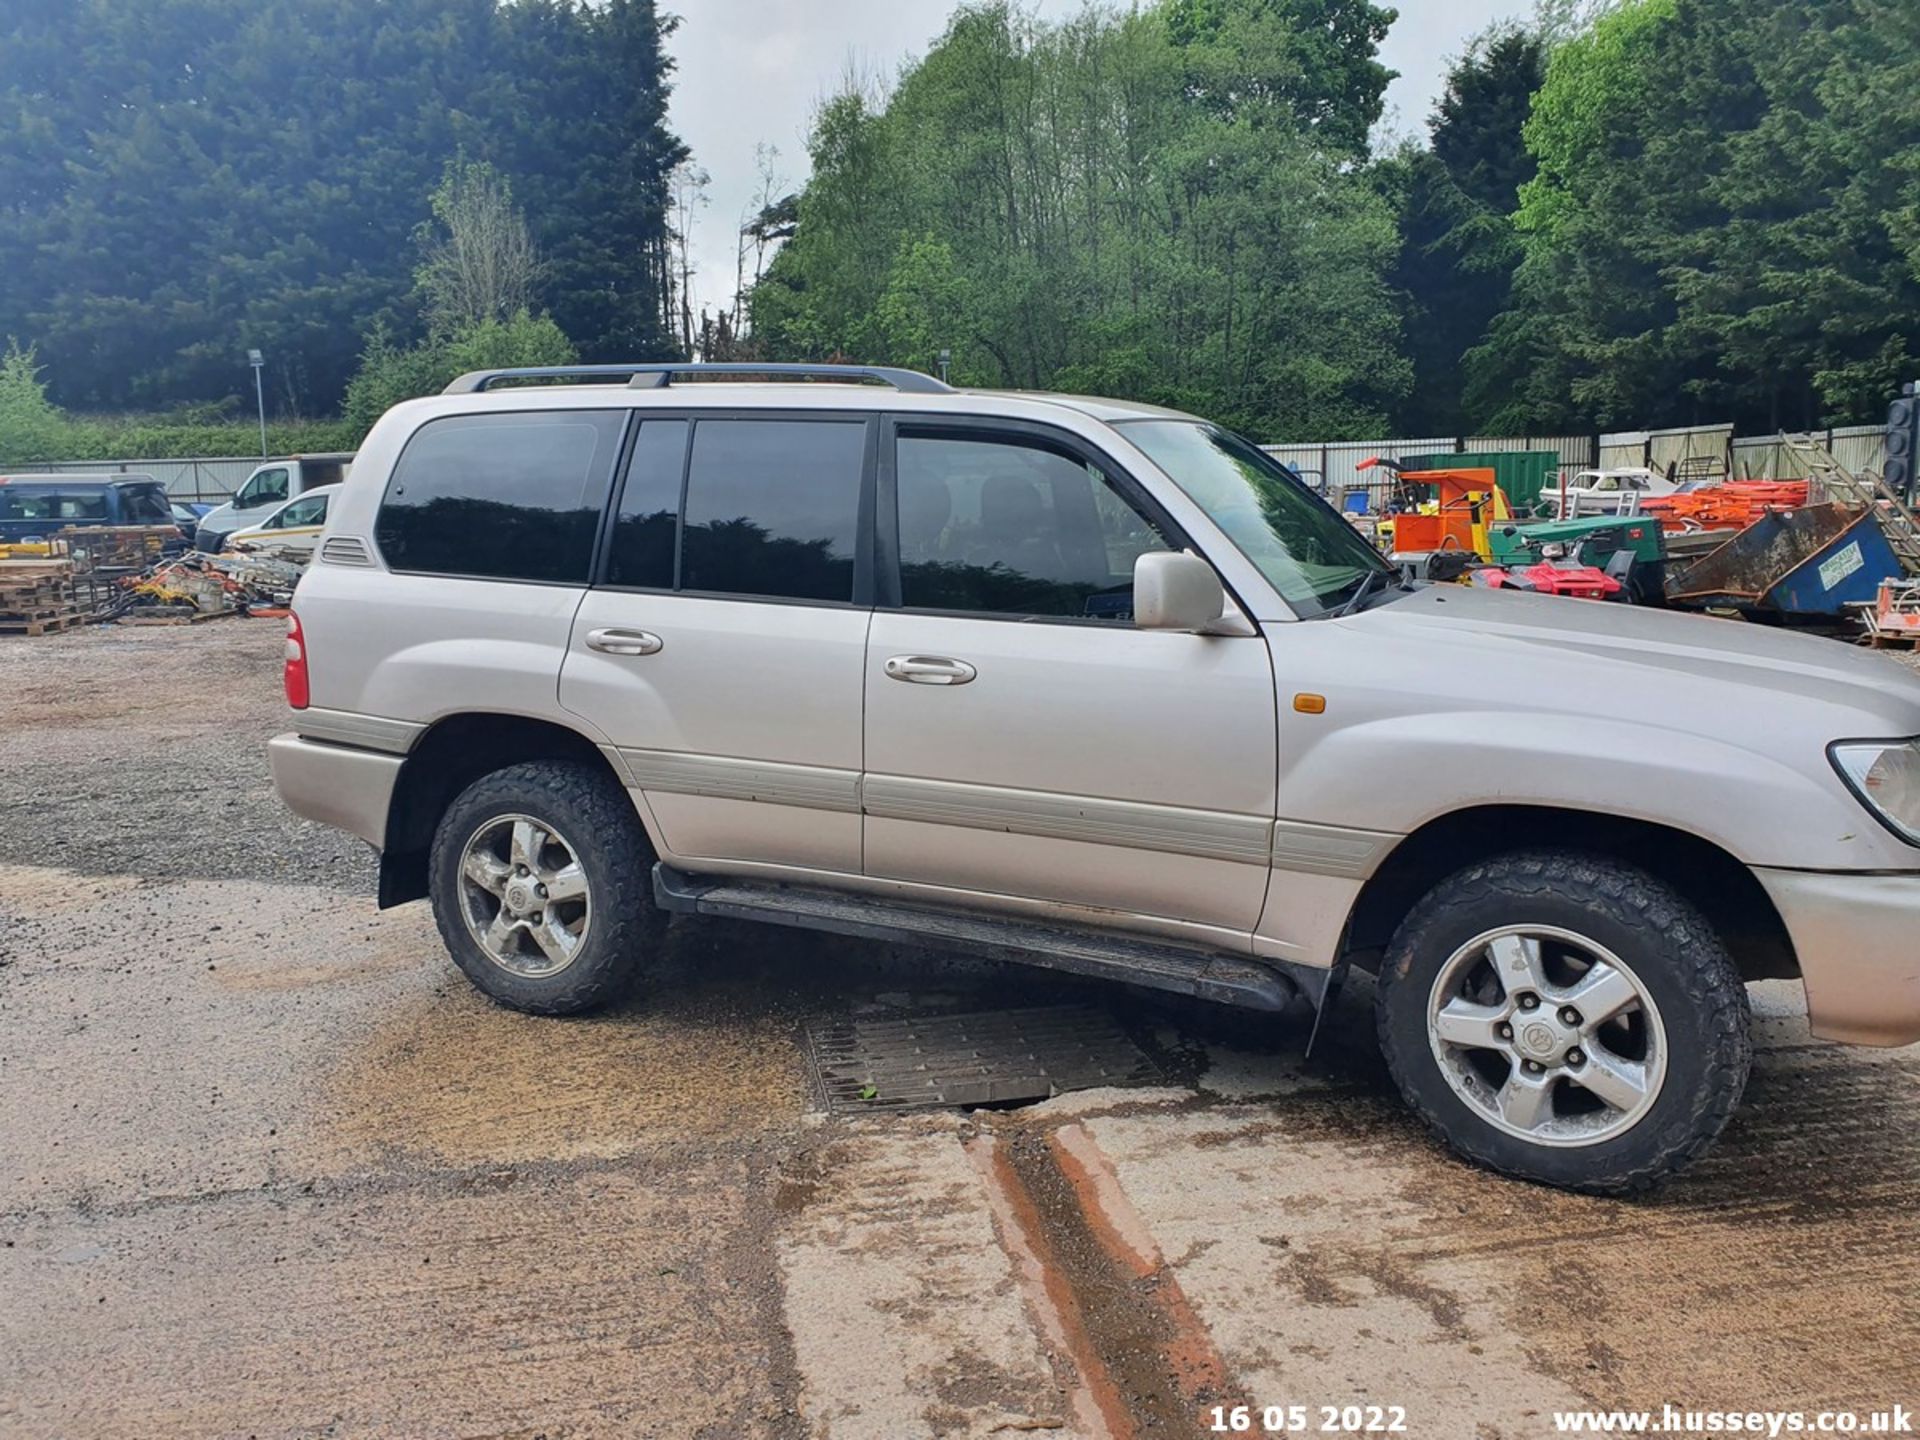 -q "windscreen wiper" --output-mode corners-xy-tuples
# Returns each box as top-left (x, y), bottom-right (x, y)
(1329, 567), (1393, 618)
